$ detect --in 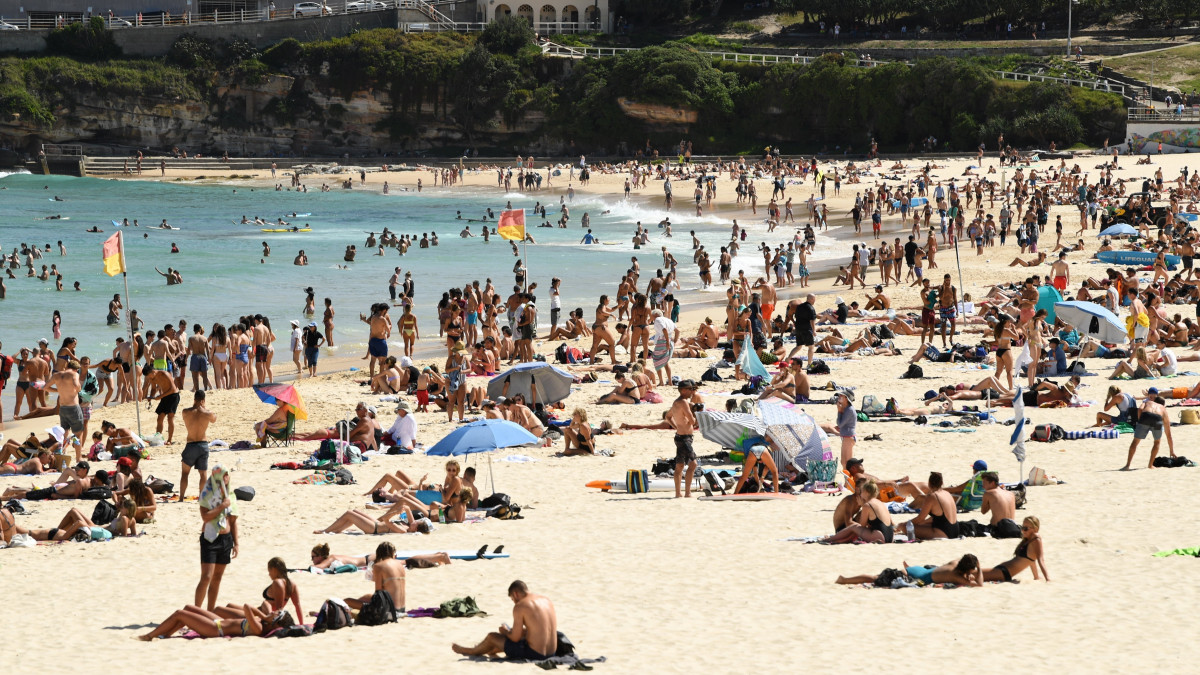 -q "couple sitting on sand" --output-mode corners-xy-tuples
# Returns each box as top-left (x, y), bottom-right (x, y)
(835, 515), (1049, 586)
